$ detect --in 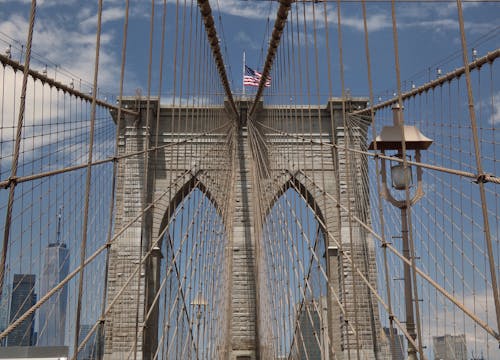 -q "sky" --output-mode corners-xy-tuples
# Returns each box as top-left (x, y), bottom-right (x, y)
(0, 0), (498, 103)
